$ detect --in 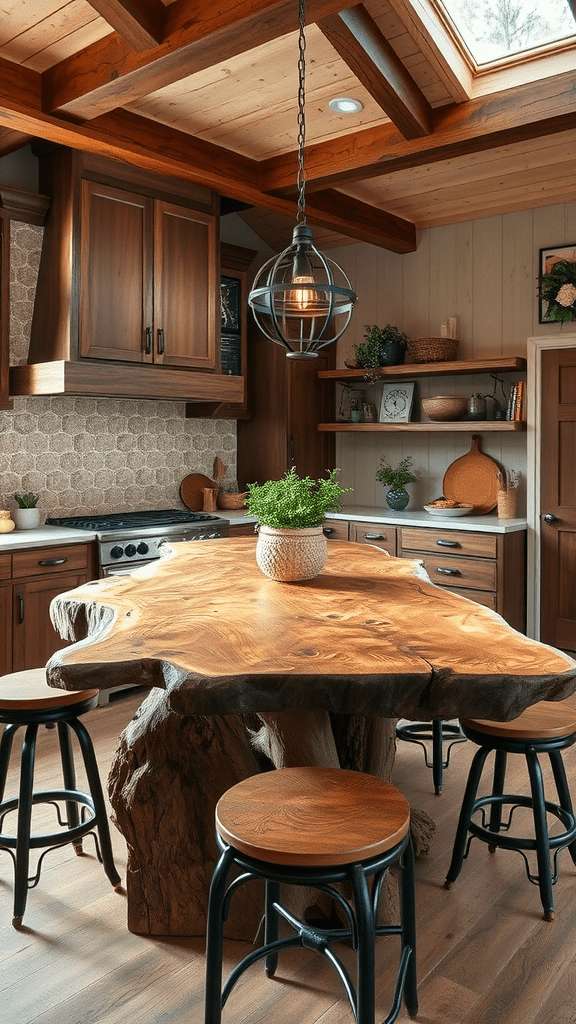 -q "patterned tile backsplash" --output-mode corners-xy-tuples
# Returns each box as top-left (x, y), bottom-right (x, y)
(1, 222), (238, 519)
